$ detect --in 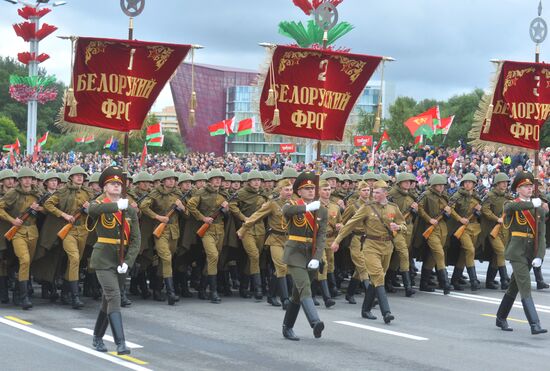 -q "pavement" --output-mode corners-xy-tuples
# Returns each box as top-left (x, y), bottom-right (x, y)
(1, 262), (550, 371)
